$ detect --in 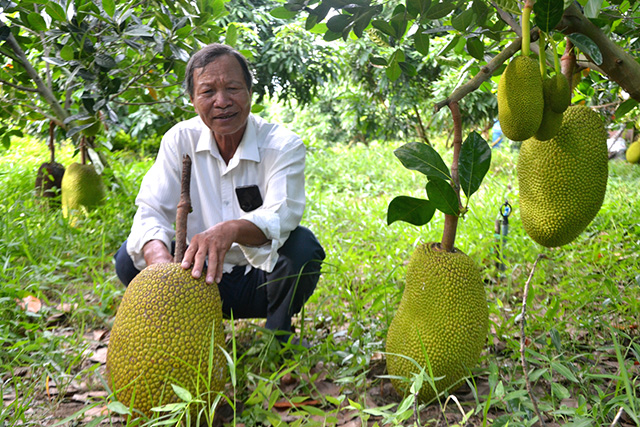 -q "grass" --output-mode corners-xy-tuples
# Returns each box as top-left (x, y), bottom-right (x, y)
(0, 134), (639, 426)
